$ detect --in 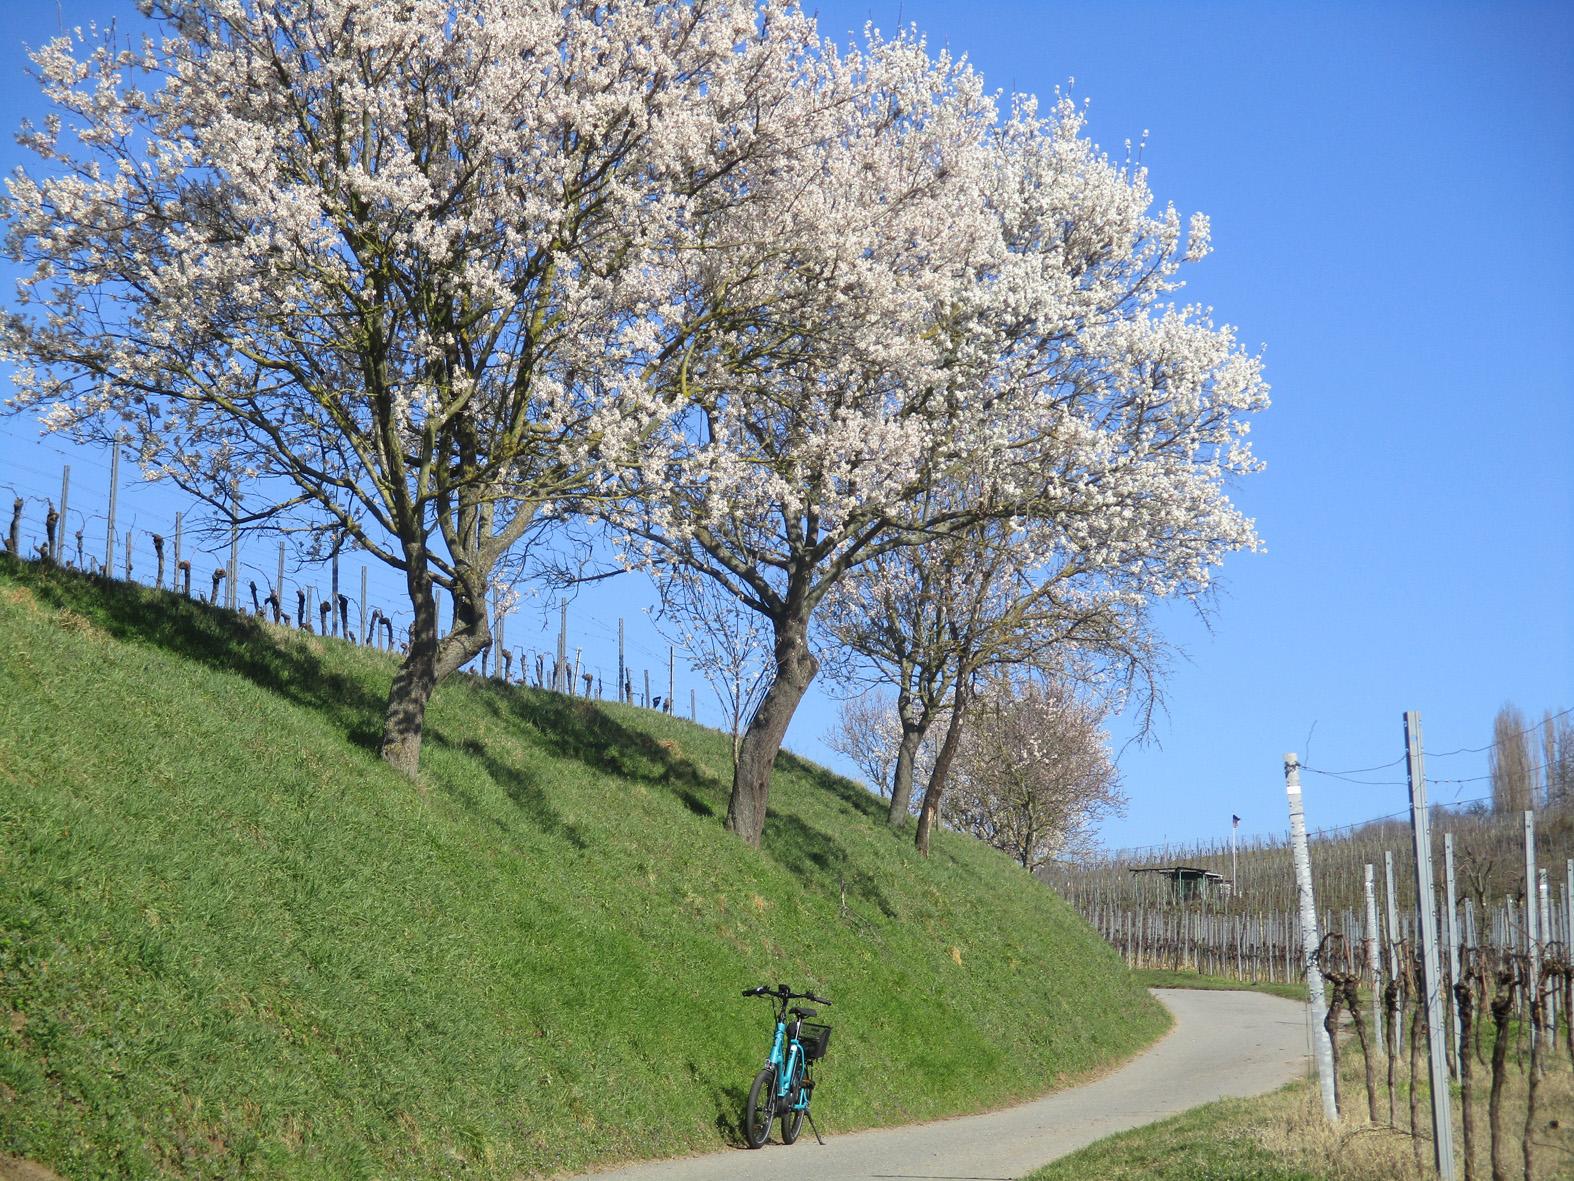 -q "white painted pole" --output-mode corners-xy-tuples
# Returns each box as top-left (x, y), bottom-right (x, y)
(1443, 833), (1462, 1077)
(1404, 711), (1455, 1181)
(1284, 752), (1338, 1123)
(1385, 849), (1403, 1054)
(1363, 864), (1386, 1062)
